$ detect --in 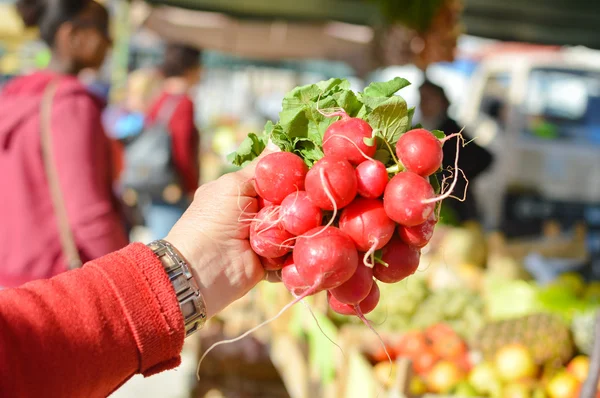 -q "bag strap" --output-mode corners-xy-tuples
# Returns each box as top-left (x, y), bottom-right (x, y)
(154, 94), (183, 126)
(40, 80), (83, 270)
